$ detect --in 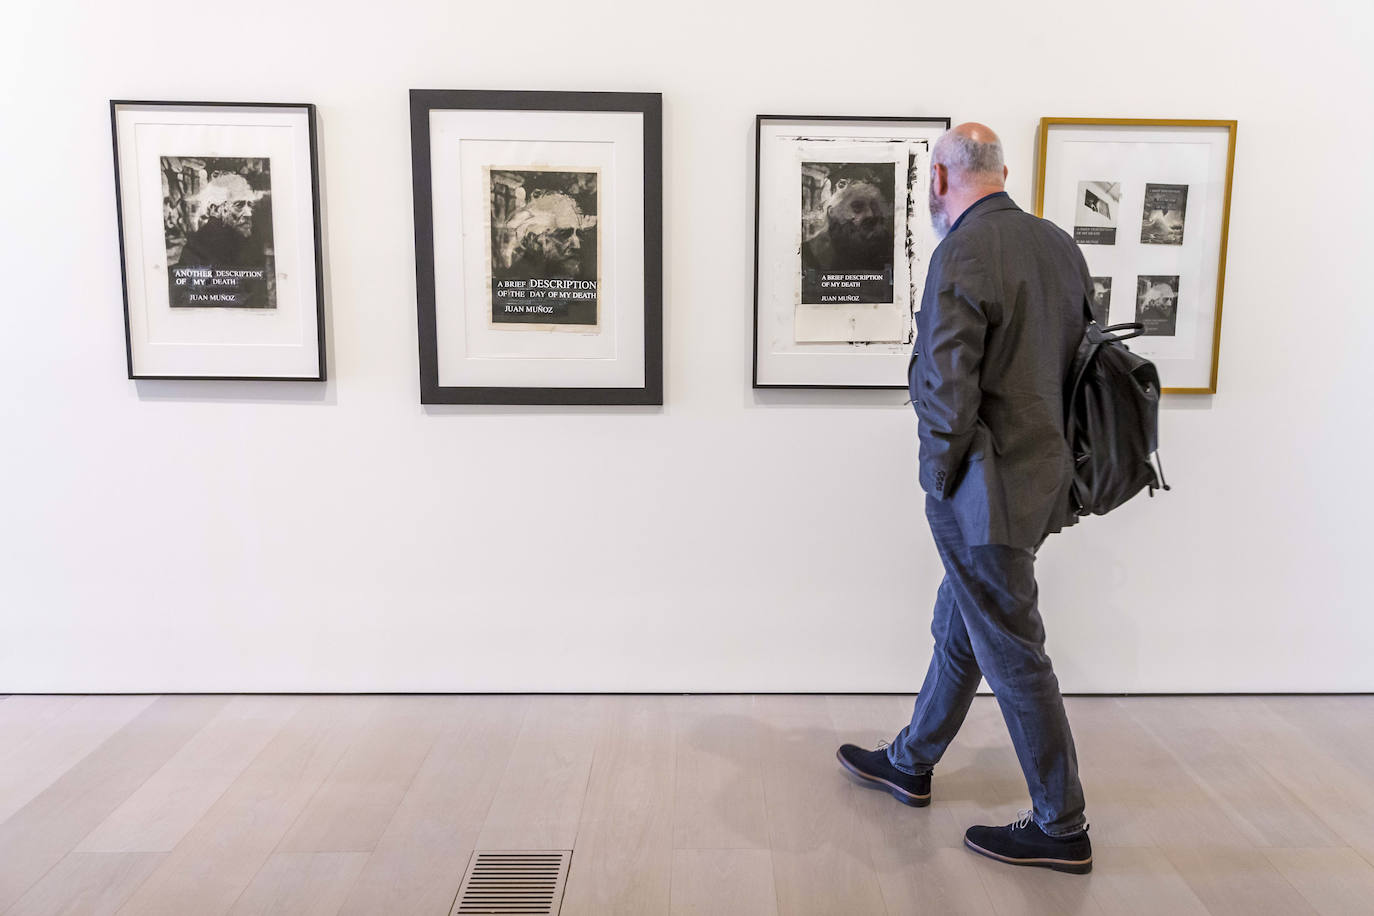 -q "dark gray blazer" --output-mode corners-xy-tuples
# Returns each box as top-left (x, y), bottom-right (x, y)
(909, 194), (1090, 548)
